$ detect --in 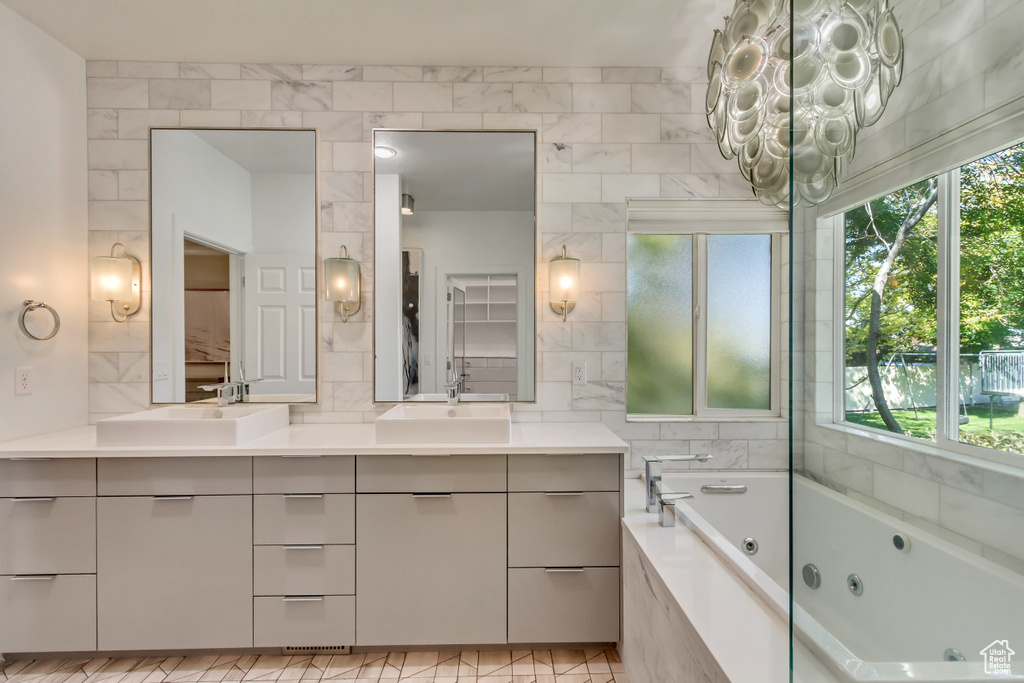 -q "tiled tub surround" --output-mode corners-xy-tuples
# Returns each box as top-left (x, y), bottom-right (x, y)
(0, 422), (626, 656)
(83, 60), (789, 473)
(620, 478), (837, 683)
